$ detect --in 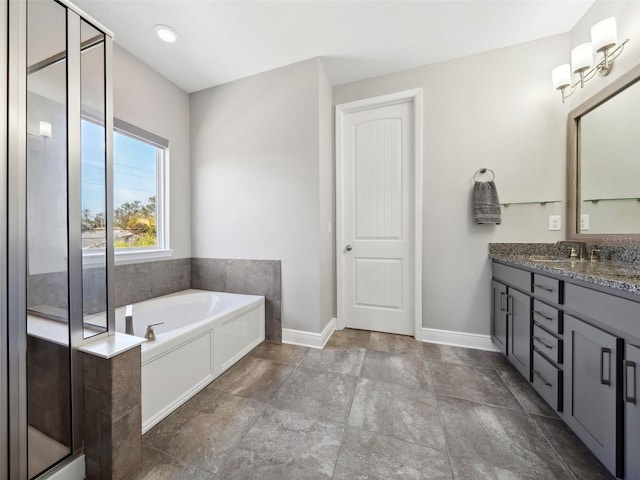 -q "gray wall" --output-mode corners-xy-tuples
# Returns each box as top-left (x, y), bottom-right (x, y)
(26, 46), (193, 312)
(113, 46), (191, 260)
(333, 34), (569, 336)
(569, 1), (640, 235)
(318, 64), (336, 333)
(190, 58), (334, 334)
